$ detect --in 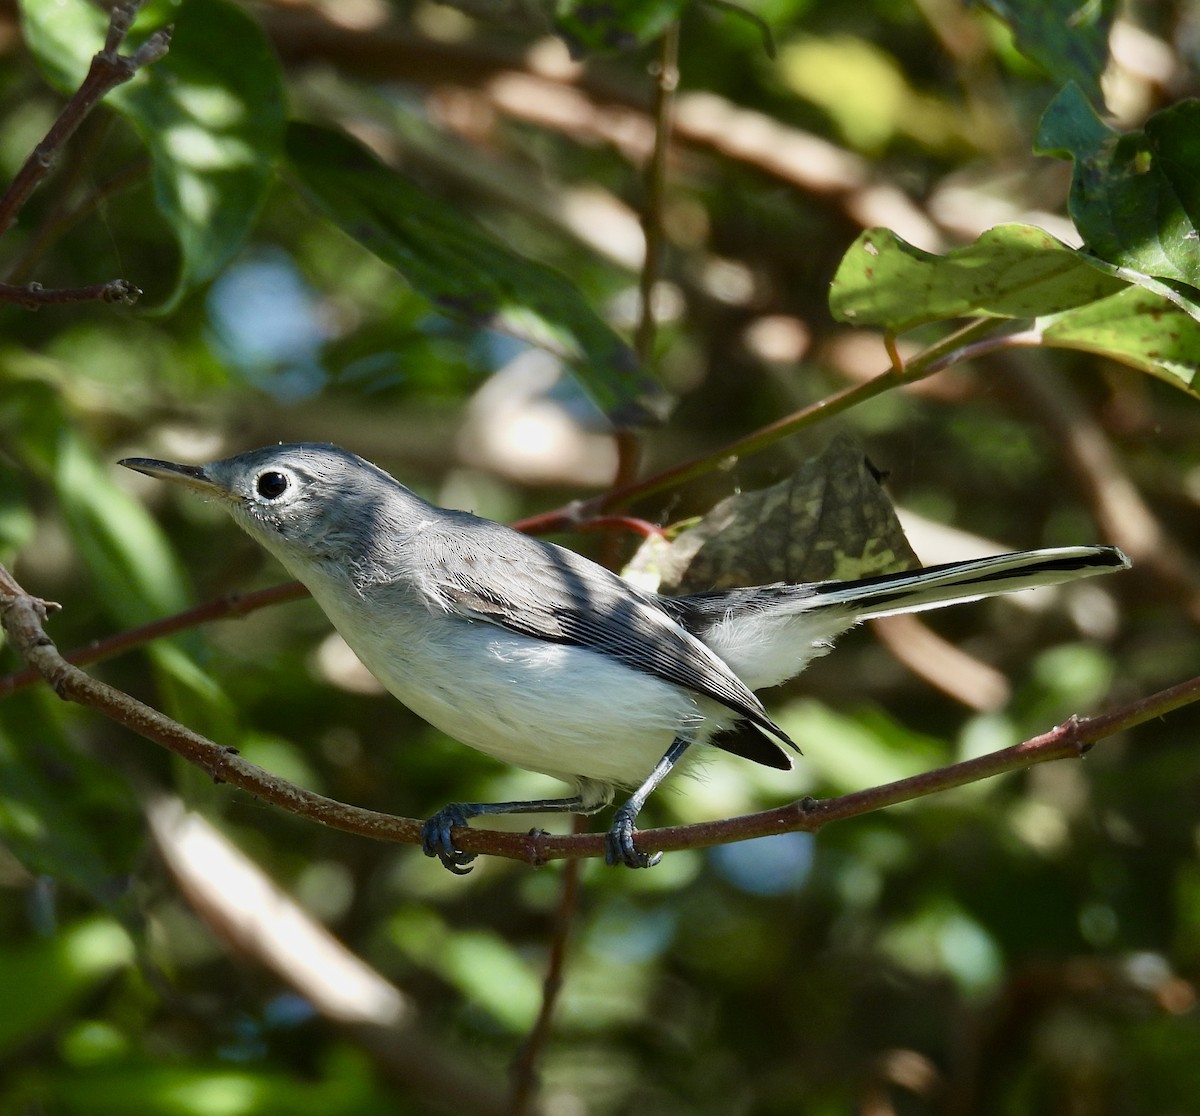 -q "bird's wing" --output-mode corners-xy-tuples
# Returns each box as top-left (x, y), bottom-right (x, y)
(417, 520), (796, 753)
